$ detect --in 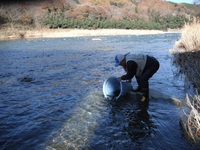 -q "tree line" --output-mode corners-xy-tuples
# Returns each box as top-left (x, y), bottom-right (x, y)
(44, 11), (188, 30)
